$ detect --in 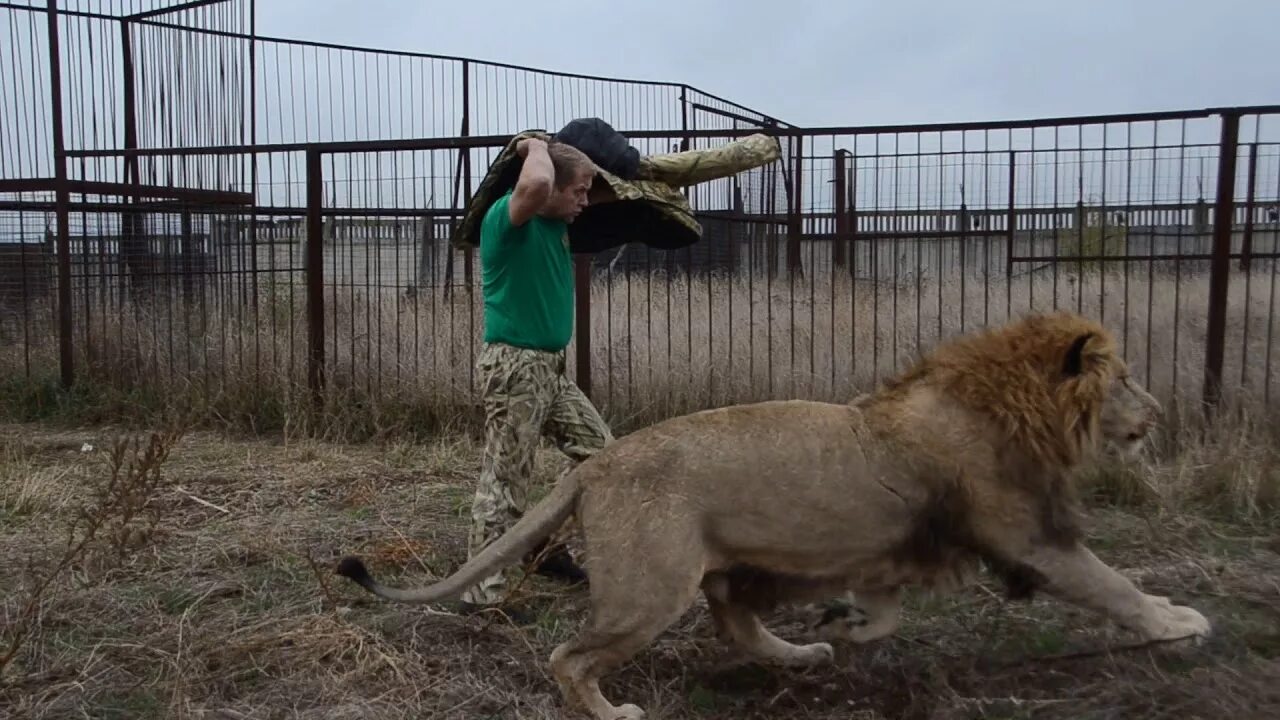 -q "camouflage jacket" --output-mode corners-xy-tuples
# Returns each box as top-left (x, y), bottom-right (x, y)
(452, 121), (781, 255)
